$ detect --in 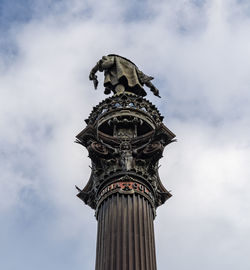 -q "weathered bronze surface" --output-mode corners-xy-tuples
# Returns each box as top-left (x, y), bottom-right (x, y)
(89, 54), (161, 97)
(76, 56), (176, 270)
